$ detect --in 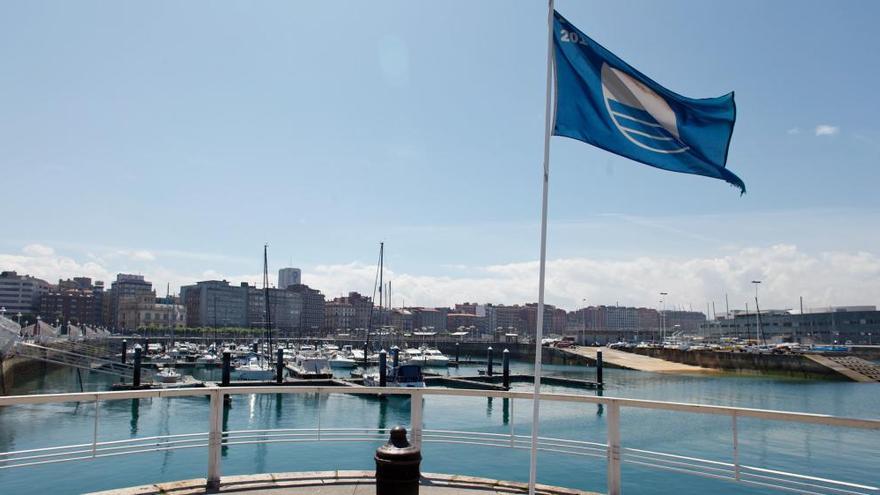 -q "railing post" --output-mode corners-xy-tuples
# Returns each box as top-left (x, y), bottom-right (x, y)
(732, 411), (740, 481)
(409, 391), (423, 448)
(206, 387), (222, 492)
(606, 401), (621, 495)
